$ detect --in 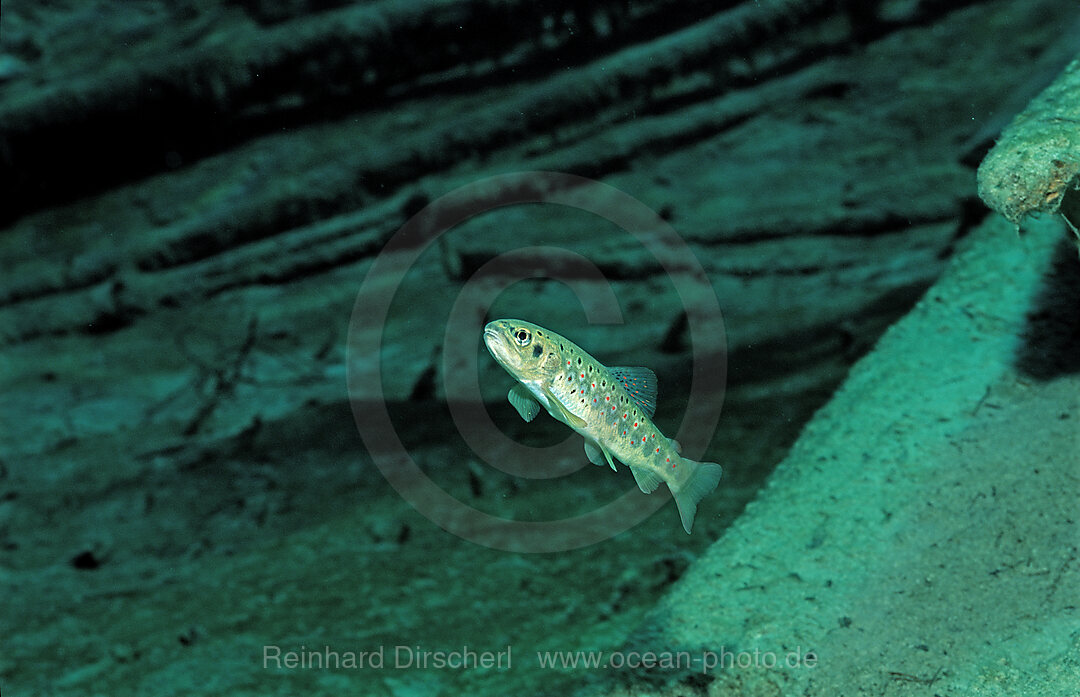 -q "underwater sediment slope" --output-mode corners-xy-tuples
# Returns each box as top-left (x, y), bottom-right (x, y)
(603, 216), (1080, 695)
